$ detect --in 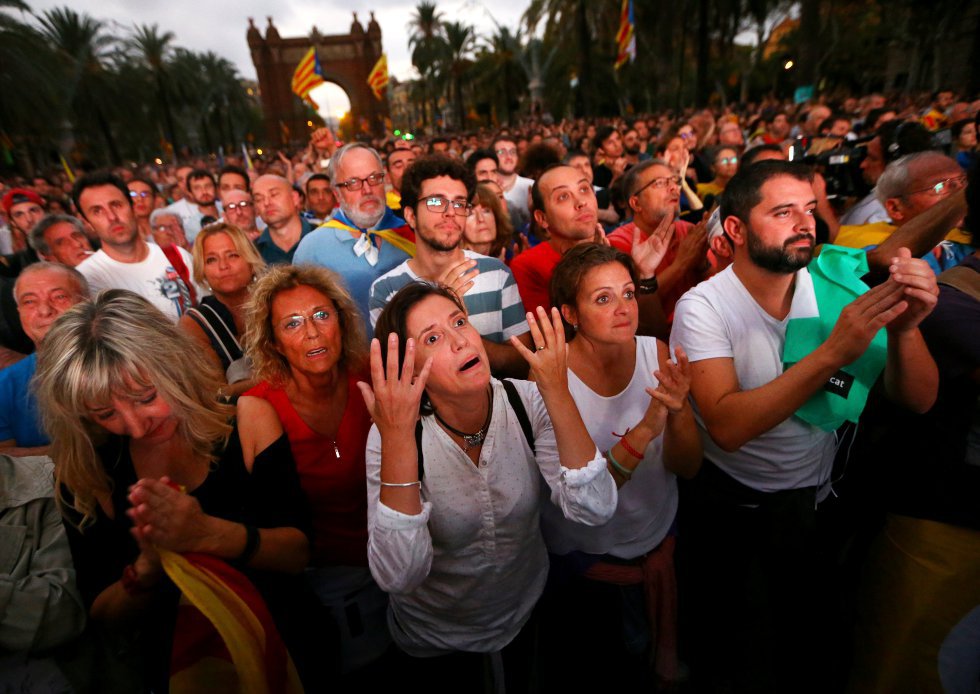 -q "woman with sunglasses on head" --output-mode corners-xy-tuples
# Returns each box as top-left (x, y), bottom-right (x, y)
(361, 282), (617, 690)
(178, 222), (266, 399)
(538, 244), (701, 689)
